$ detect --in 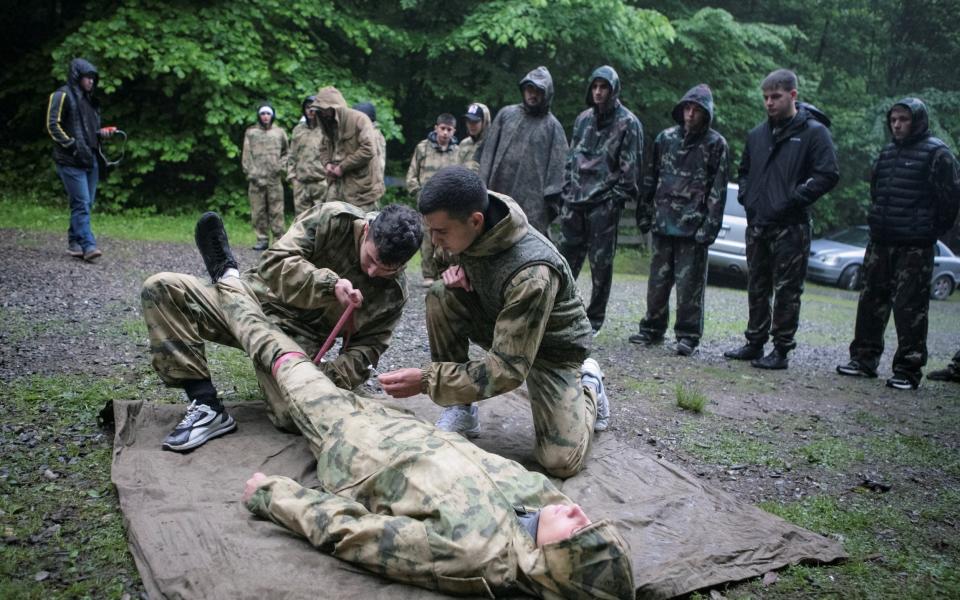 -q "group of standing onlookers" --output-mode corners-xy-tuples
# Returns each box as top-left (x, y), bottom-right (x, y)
(240, 87), (387, 250)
